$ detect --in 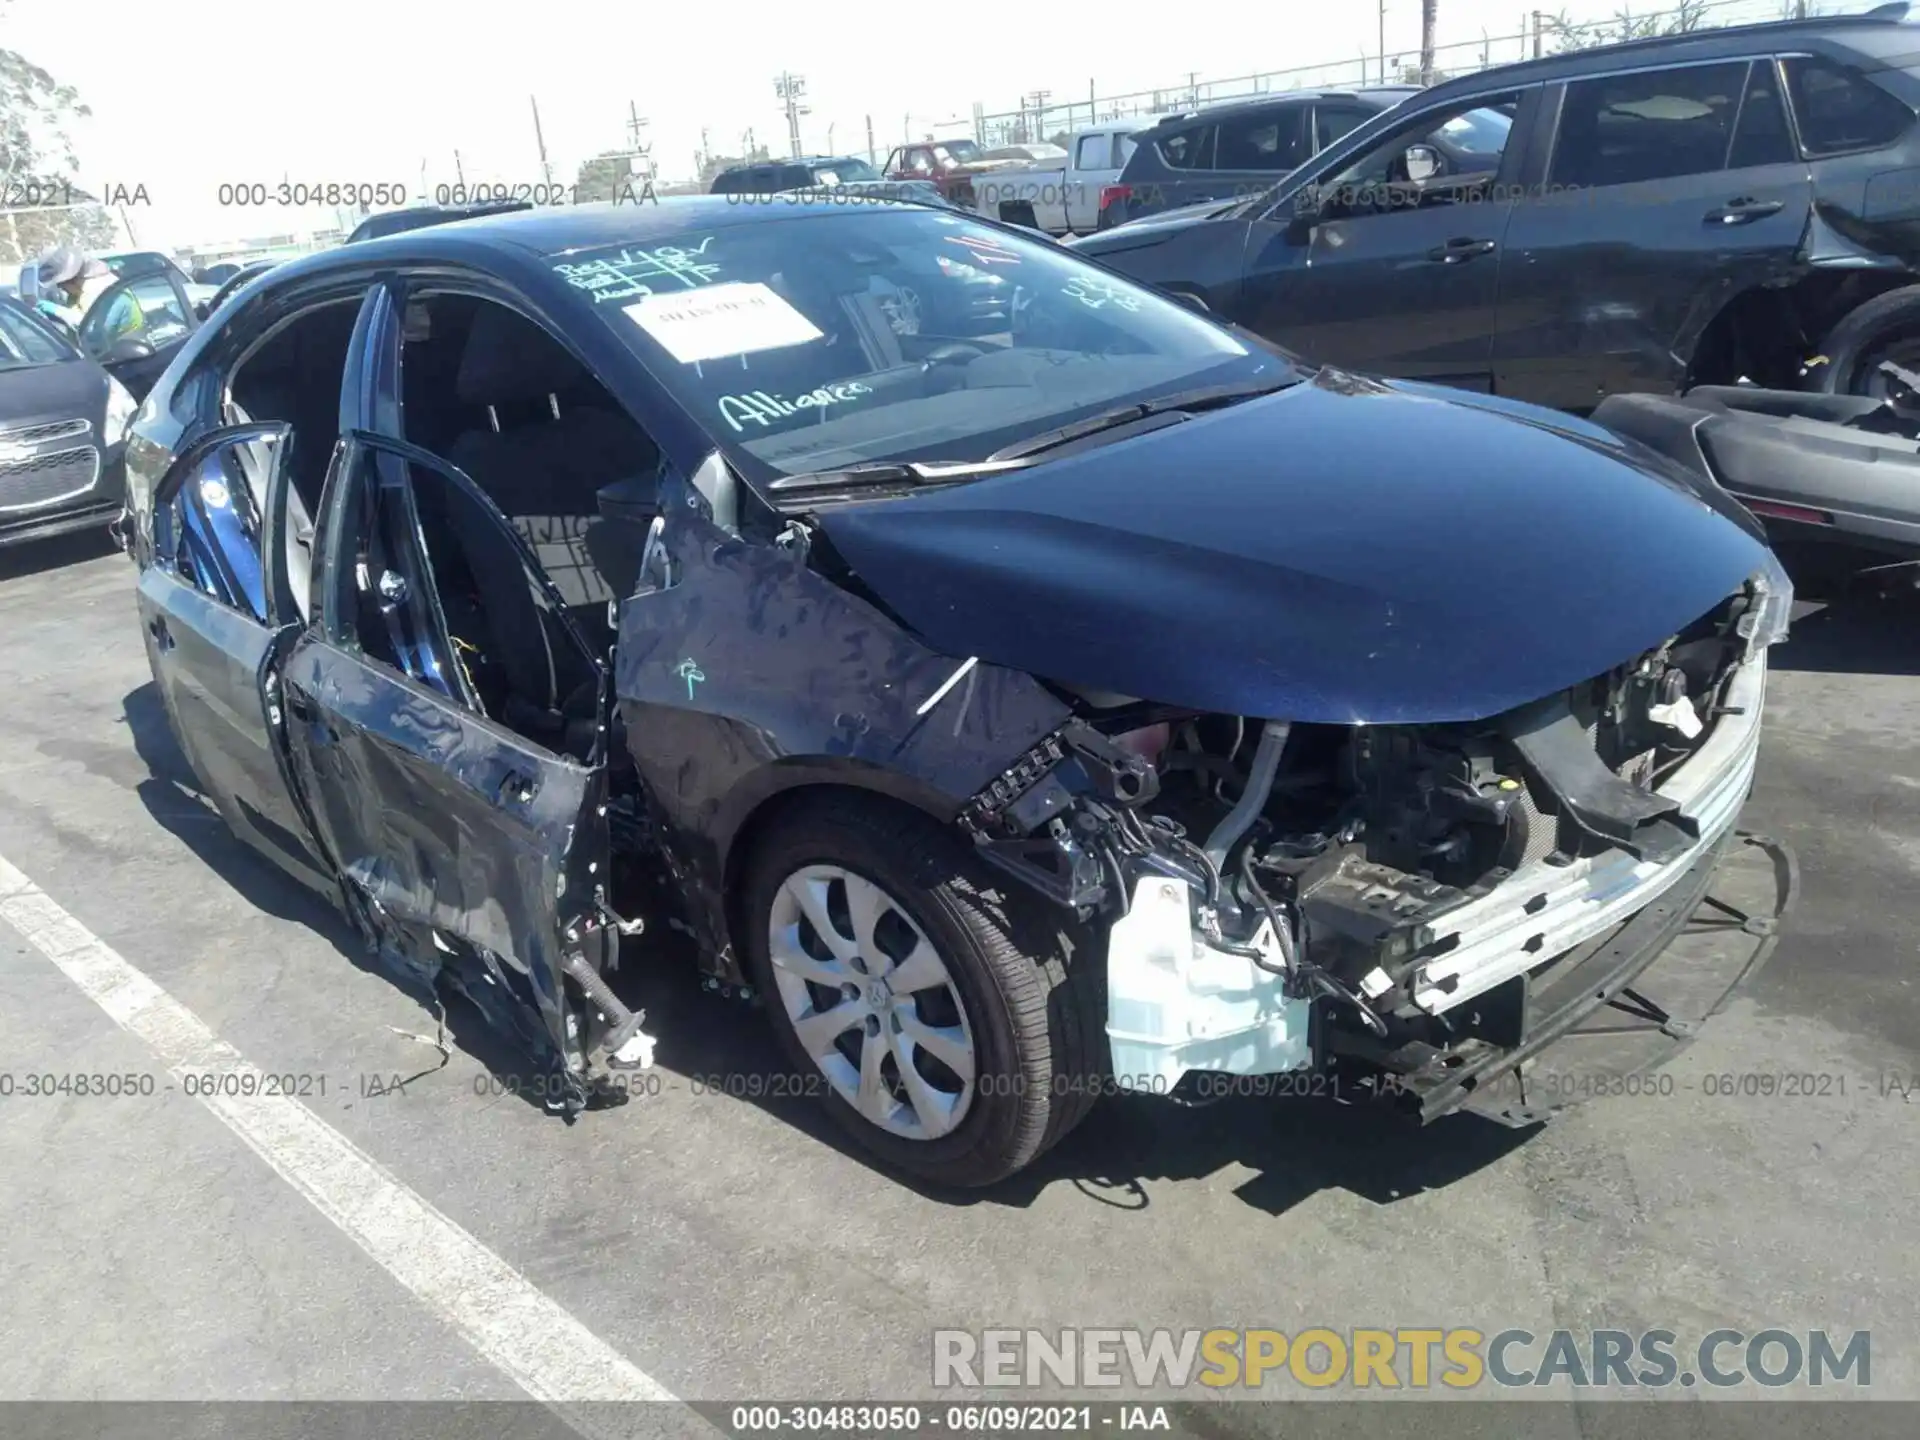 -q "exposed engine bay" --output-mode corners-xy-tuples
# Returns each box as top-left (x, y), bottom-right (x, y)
(955, 573), (1786, 1098)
